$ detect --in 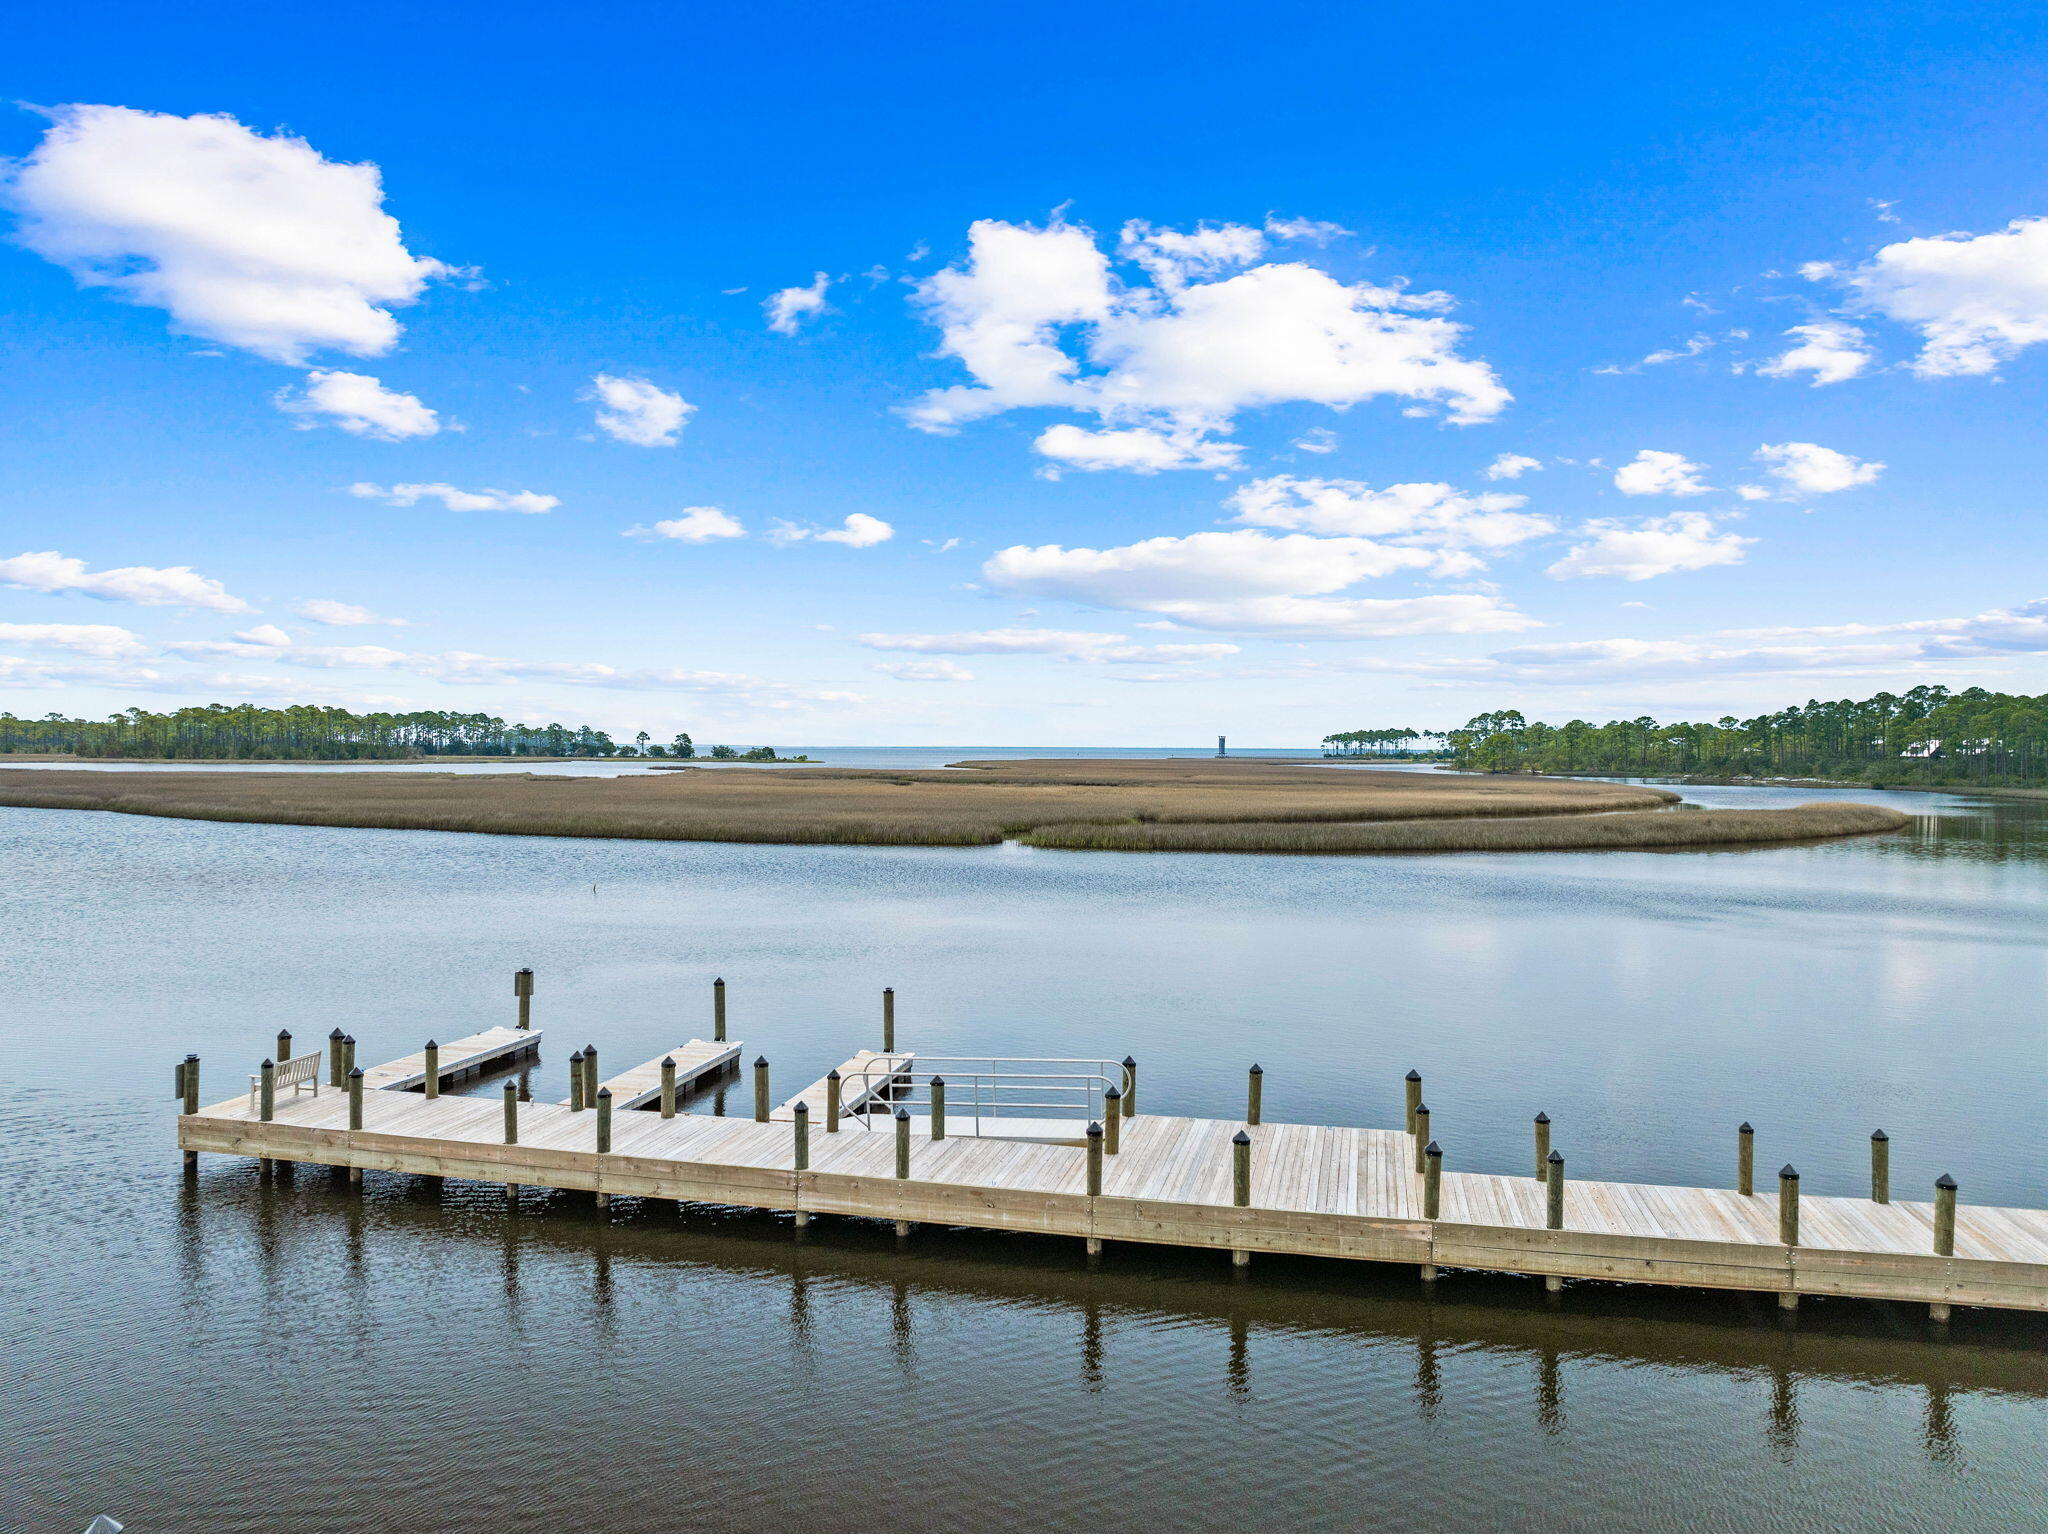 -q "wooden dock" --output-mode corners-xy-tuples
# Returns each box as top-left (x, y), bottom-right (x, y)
(177, 1034), (2048, 1317)
(566, 1039), (741, 1110)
